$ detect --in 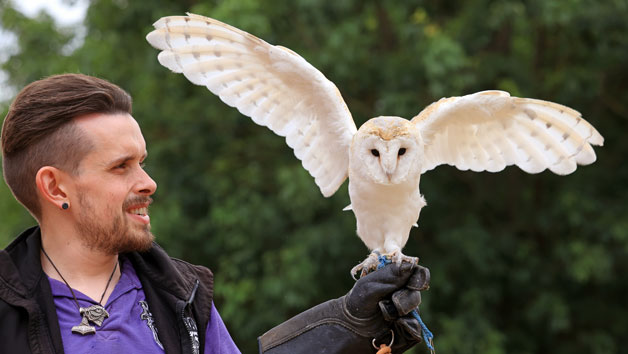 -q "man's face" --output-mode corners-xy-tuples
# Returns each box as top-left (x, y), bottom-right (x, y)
(69, 113), (157, 254)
